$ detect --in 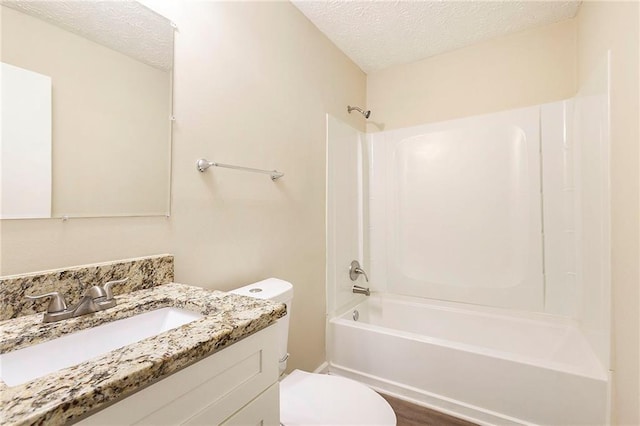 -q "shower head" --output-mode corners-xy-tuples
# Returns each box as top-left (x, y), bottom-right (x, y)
(347, 105), (371, 119)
